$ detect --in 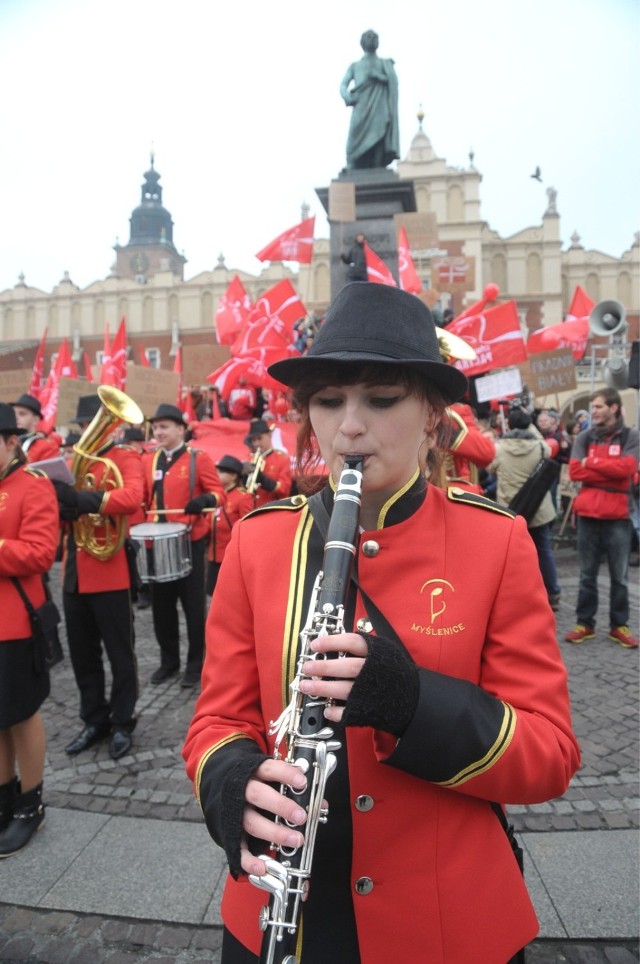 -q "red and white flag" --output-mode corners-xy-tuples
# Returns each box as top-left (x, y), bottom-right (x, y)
(215, 275), (253, 346)
(364, 242), (397, 286)
(527, 285), (593, 361)
(397, 227), (422, 294)
(101, 316), (128, 389)
(83, 351), (95, 382)
(138, 346), (151, 368)
(28, 327), (48, 400)
(255, 216), (315, 264)
(447, 301), (527, 377)
(208, 347), (298, 397)
(40, 338), (78, 433)
(231, 280), (305, 358)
